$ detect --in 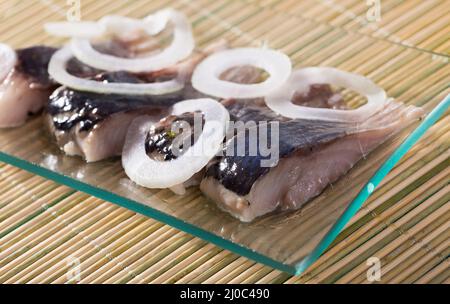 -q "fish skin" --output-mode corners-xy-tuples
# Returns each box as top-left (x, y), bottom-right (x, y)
(47, 86), (180, 132)
(206, 101), (351, 195)
(15, 46), (58, 88)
